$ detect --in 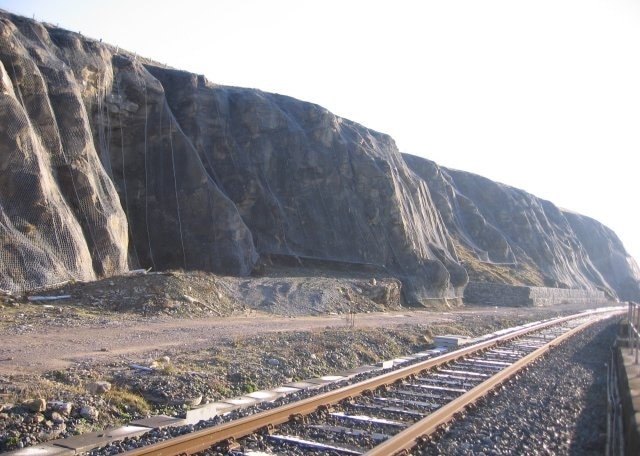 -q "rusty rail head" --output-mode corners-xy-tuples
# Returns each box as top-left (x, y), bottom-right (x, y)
(122, 309), (622, 456)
